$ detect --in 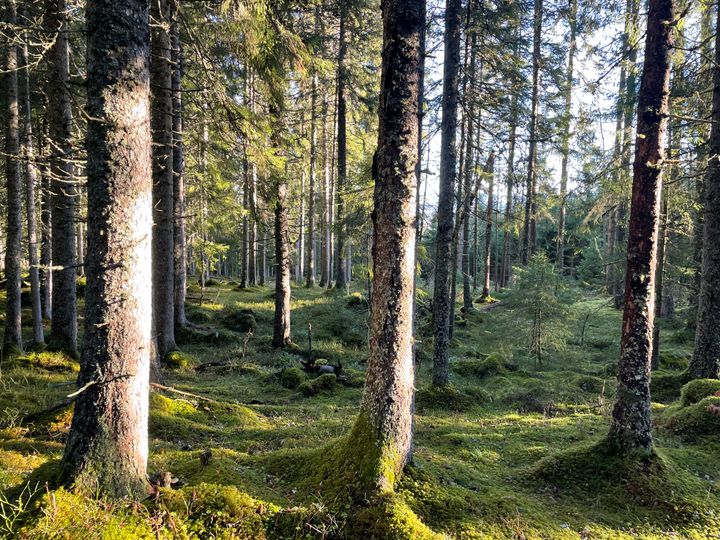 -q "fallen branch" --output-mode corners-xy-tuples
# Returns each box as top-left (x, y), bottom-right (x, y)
(150, 382), (219, 404)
